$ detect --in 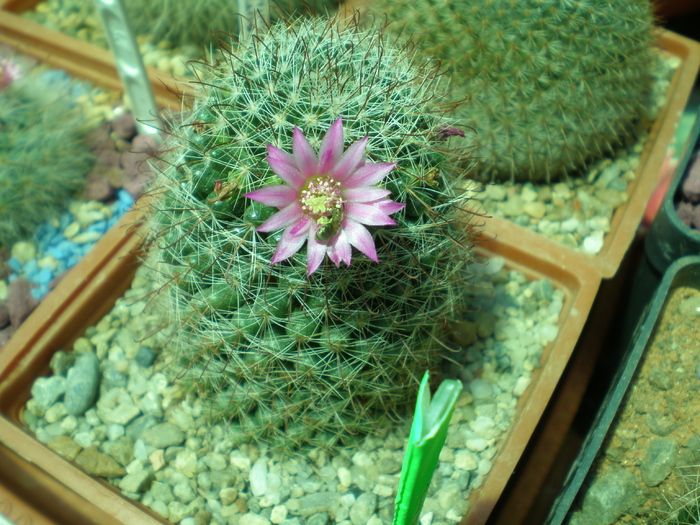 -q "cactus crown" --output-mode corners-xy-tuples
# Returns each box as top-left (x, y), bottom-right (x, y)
(369, 0), (658, 182)
(145, 13), (475, 450)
